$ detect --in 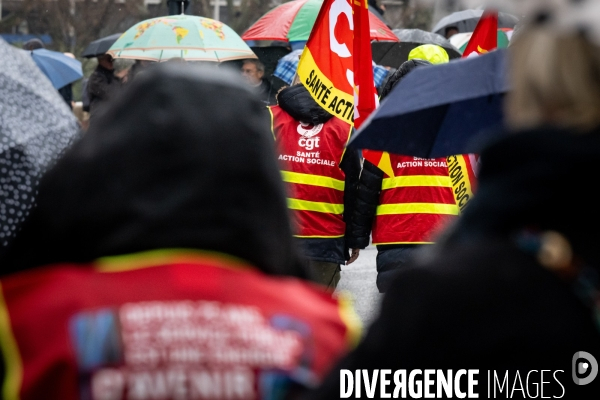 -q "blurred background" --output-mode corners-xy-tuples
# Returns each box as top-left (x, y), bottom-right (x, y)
(0, 0), (486, 83)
